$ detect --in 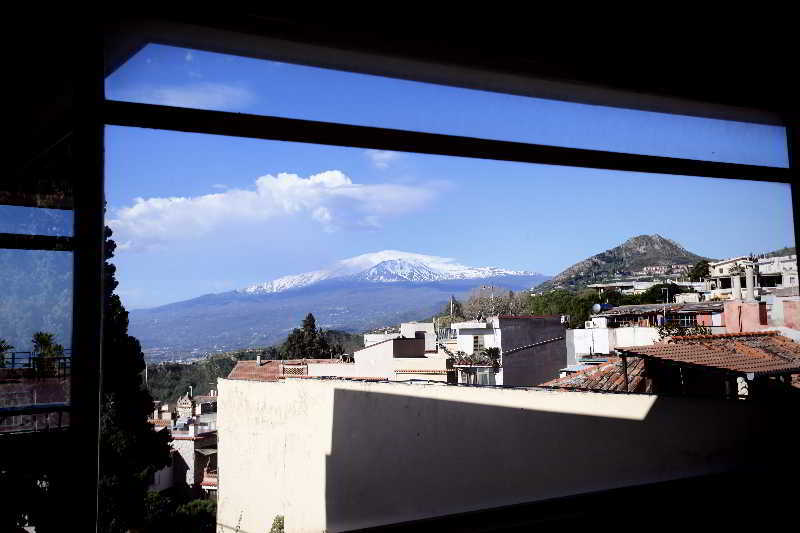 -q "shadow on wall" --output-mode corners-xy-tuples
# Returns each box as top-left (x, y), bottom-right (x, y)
(323, 388), (786, 532)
